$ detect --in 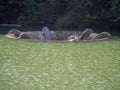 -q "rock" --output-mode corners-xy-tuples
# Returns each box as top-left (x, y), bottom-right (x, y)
(79, 28), (94, 40)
